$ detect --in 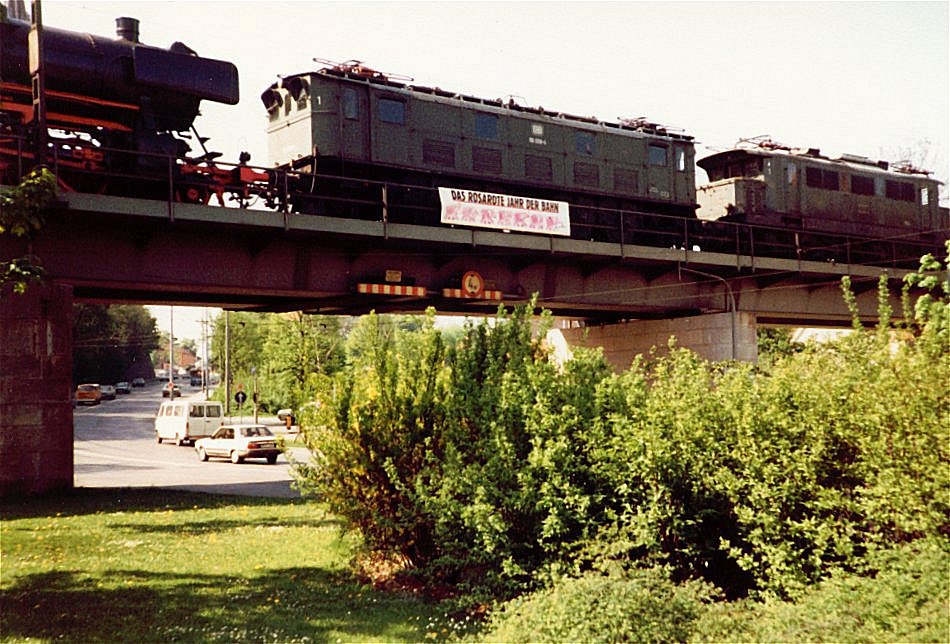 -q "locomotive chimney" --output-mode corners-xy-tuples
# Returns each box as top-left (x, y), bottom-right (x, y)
(116, 17), (140, 43)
